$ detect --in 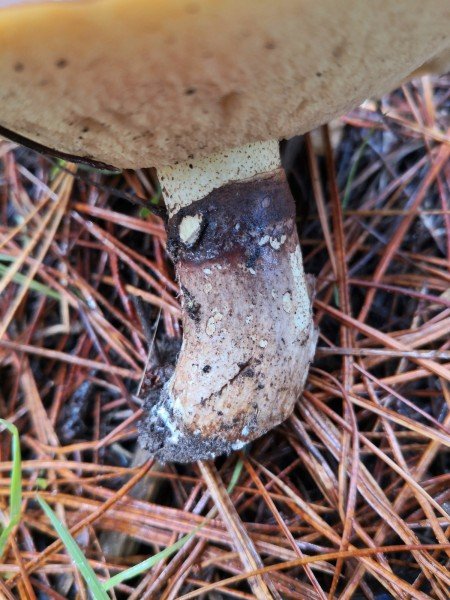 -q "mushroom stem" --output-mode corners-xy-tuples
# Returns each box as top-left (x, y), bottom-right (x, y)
(139, 141), (317, 462)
